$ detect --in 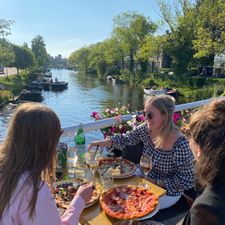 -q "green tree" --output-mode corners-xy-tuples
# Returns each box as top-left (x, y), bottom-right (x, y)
(137, 35), (166, 66)
(103, 38), (124, 71)
(112, 11), (157, 72)
(156, 0), (197, 74)
(193, 0), (225, 58)
(0, 19), (15, 68)
(0, 19), (13, 37)
(31, 35), (49, 71)
(0, 39), (15, 67)
(88, 42), (108, 79)
(69, 47), (90, 73)
(10, 44), (34, 75)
